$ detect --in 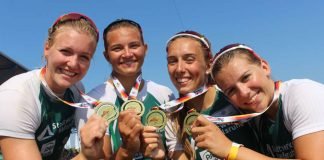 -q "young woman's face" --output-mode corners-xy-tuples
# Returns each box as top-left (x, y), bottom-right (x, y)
(44, 27), (96, 94)
(214, 55), (273, 113)
(167, 37), (209, 95)
(105, 27), (147, 78)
